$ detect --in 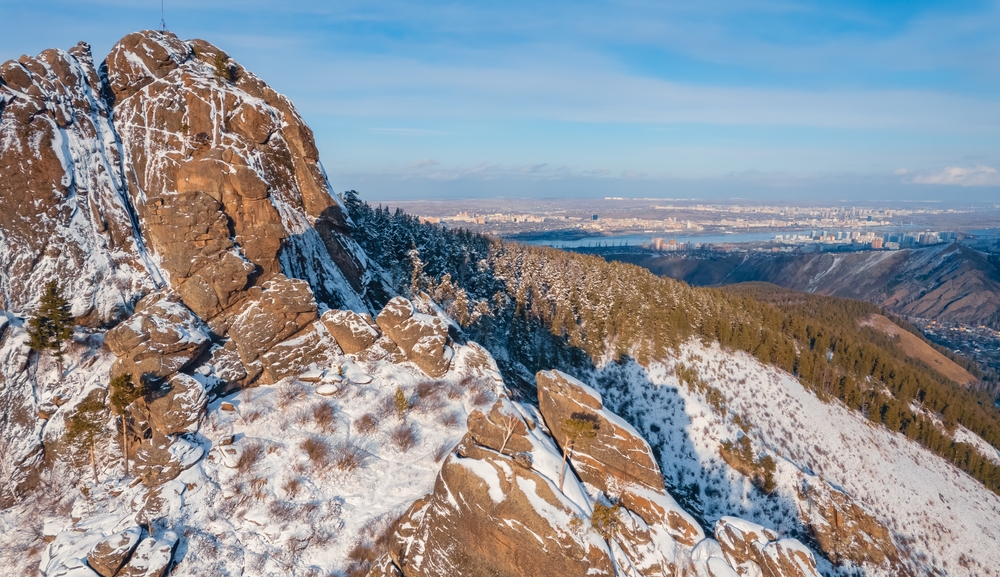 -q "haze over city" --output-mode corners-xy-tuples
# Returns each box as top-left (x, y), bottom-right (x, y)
(3, 0), (999, 201)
